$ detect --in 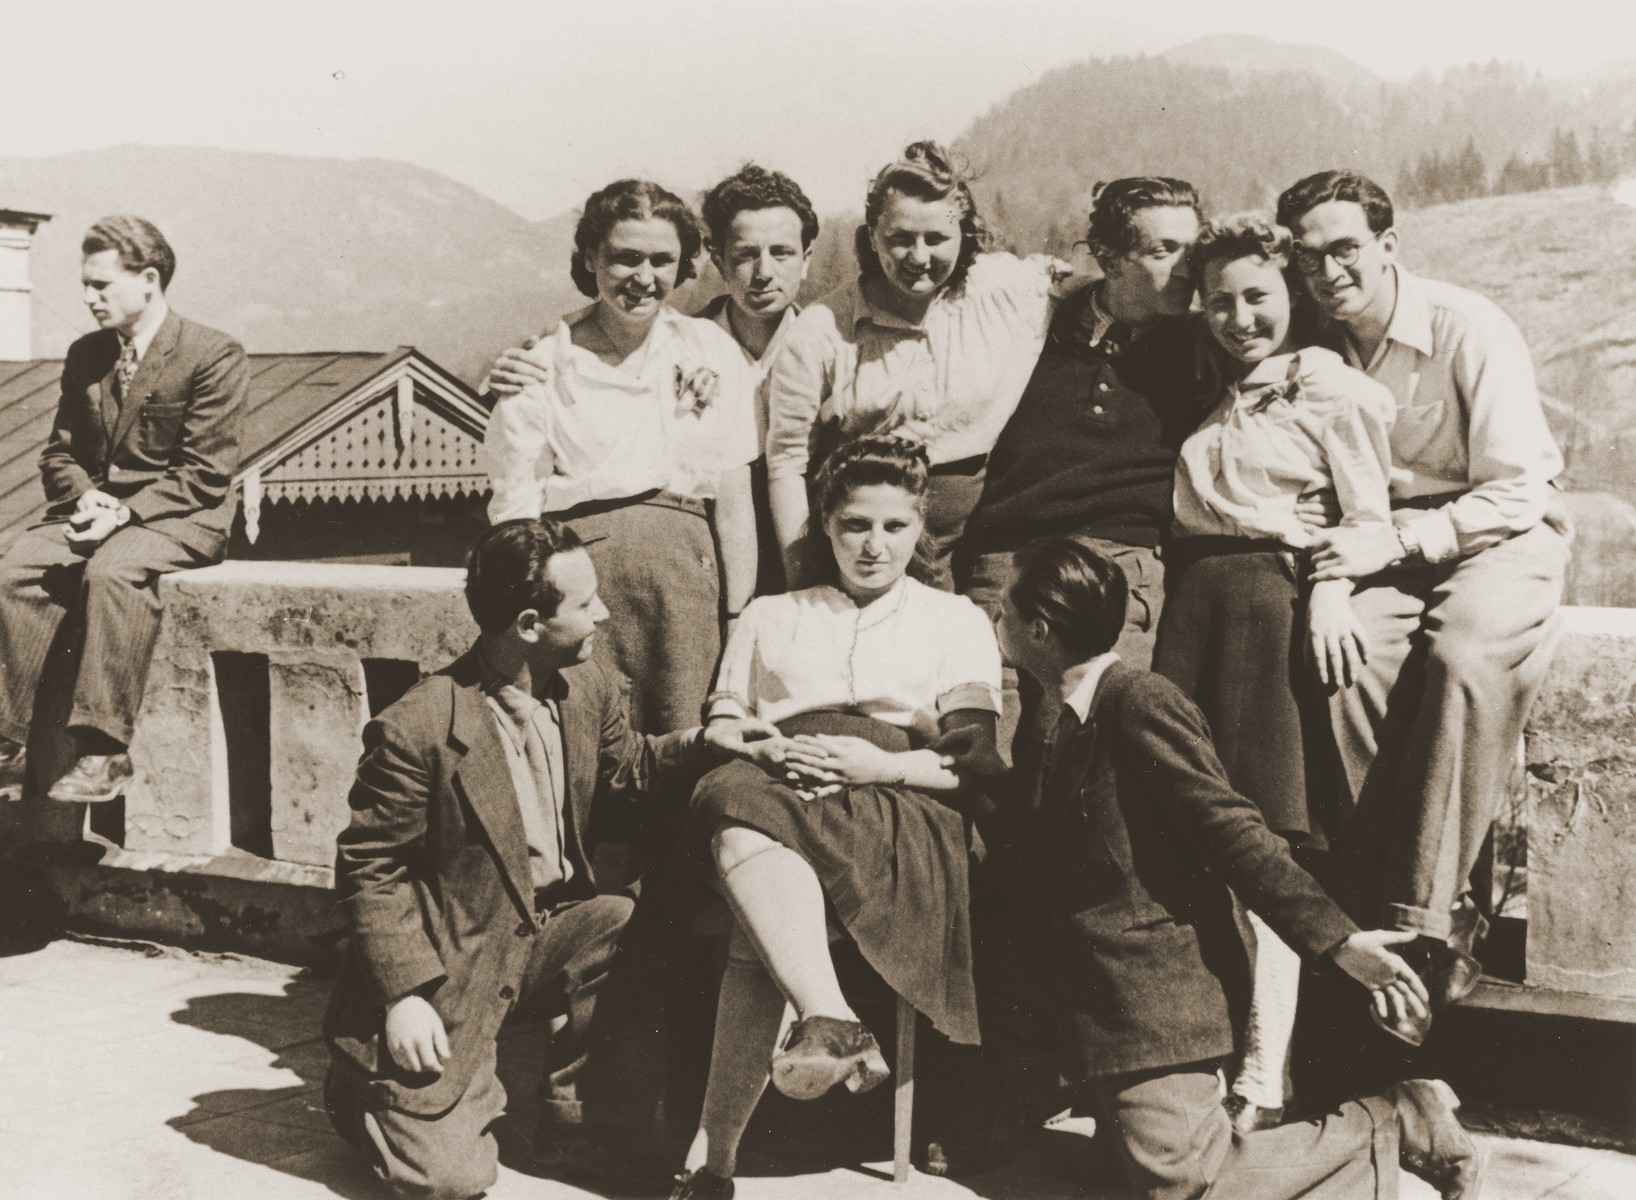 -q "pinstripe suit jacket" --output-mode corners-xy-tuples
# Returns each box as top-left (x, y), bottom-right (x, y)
(323, 646), (705, 1115)
(38, 309), (248, 559)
